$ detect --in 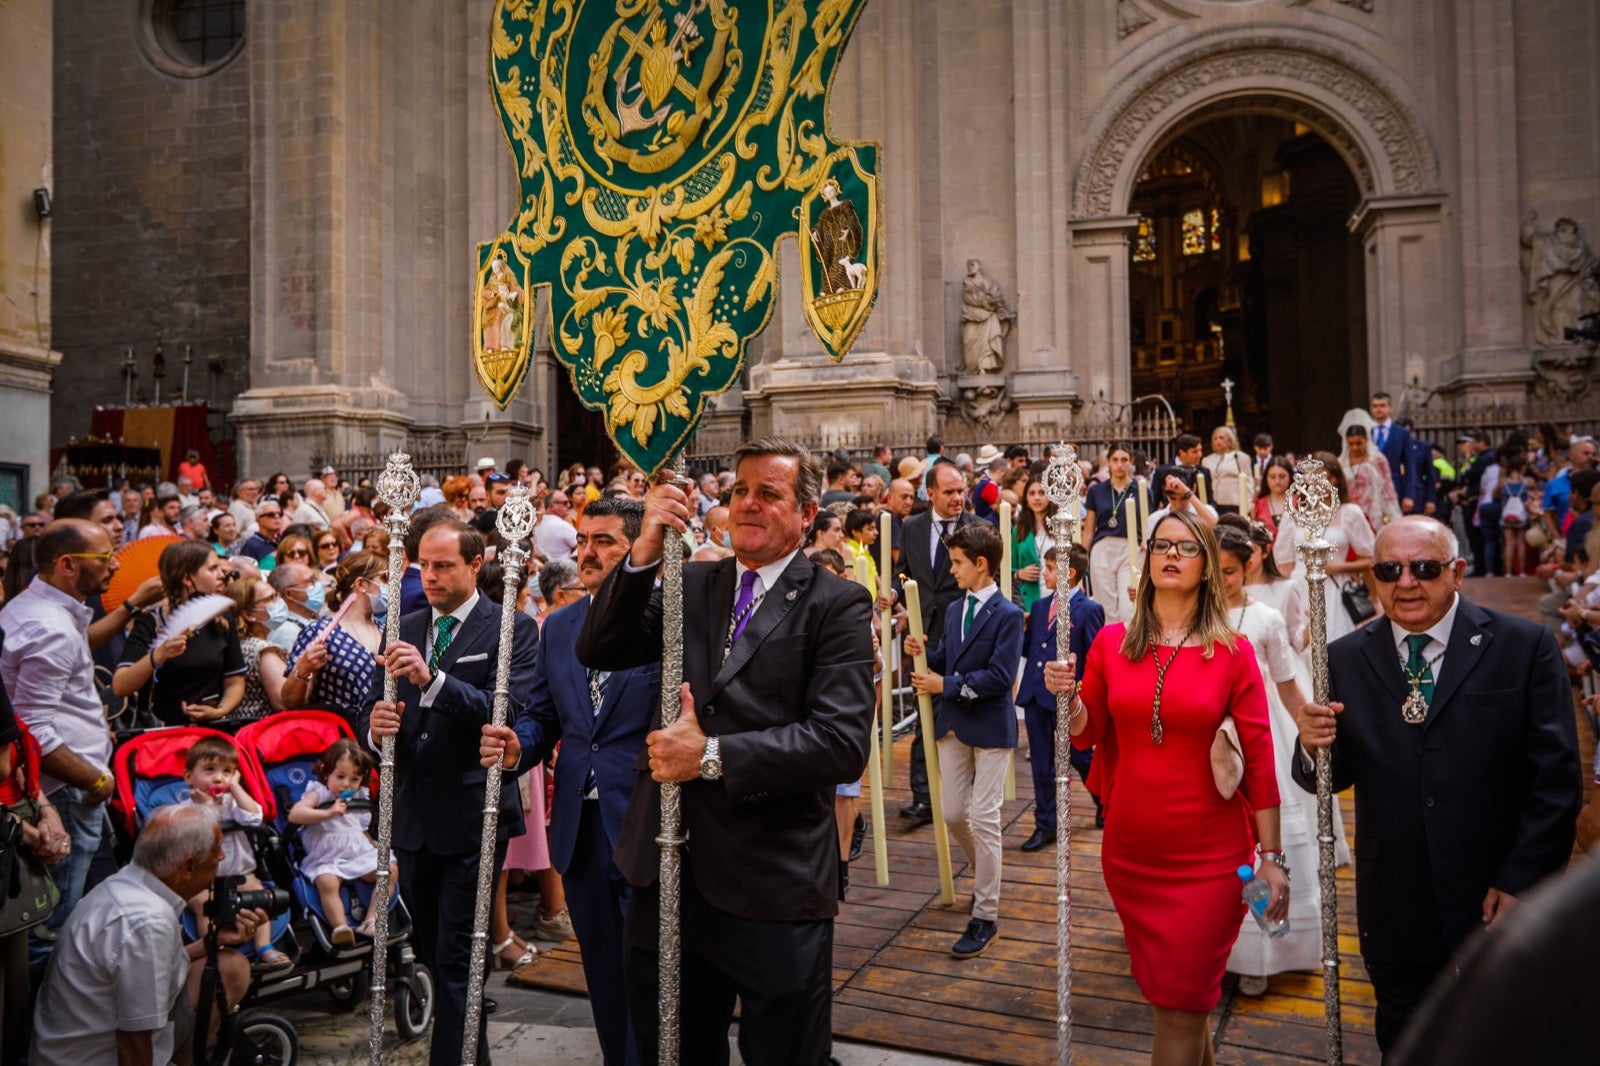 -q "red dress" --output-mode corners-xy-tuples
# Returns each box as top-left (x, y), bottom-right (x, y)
(1074, 623), (1279, 1011)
